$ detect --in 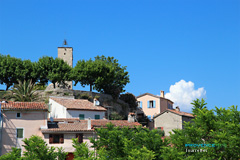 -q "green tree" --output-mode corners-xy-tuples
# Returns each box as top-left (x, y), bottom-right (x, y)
(94, 56), (130, 99)
(161, 99), (240, 160)
(0, 54), (23, 90)
(37, 56), (72, 88)
(5, 80), (38, 102)
(72, 55), (130, 98)
(21, 135), (67, 160)
(89, 123), (166, 160)
(72, 59), (97, 92)
(20, 60), (39, 83)
(0, 147), (21, 160)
